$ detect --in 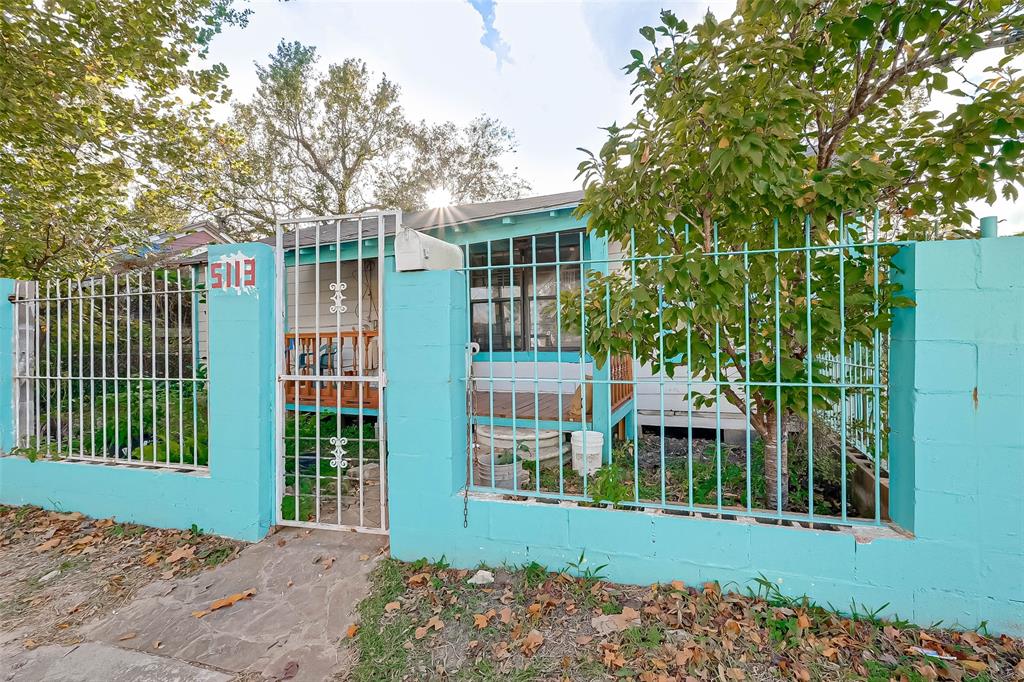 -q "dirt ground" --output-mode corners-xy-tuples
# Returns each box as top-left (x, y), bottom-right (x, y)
(0, 505), (244, 652)
(349, 559), (1024, 682)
